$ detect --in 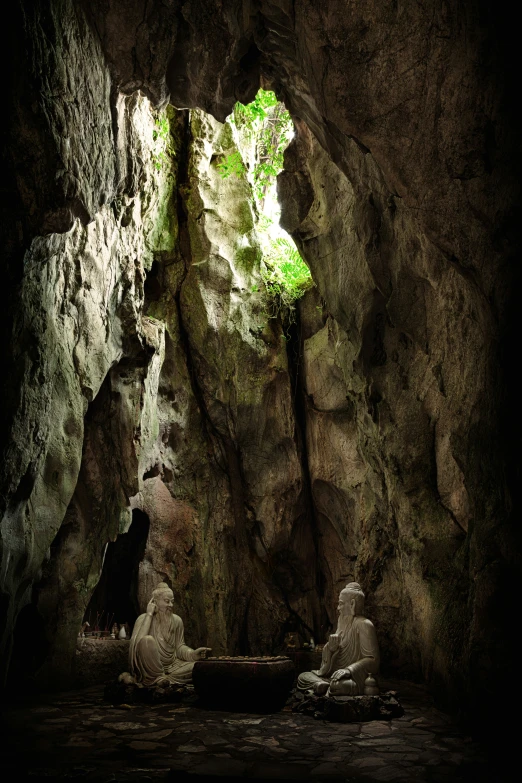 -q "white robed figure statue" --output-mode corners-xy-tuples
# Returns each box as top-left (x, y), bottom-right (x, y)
(125, 582), (210, 686)
(297, 582), (380, 696)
